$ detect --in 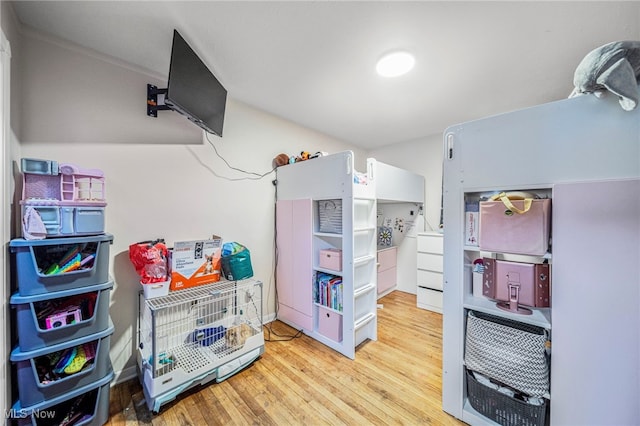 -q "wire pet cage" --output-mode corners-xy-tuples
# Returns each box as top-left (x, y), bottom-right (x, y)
(137, 279), (264, 412)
